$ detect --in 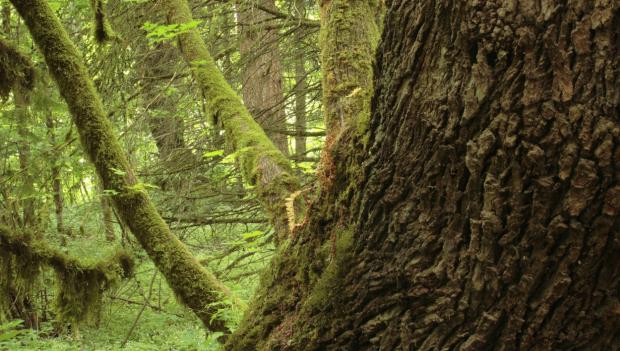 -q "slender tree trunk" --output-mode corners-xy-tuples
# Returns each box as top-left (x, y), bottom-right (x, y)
(14, 83), (35, 228)
(4, 6), (36, 229)
(139, 41), (198, 194)
(139, 38), (194, 173)
(45, 112), (65, 238)
(238, 0), (289, 155)
(227, 1), (620, 350)
(108, 1), (197, 194)
(293, 0), (307, 158)
(9, 0), (238, 334)
(100, 192), (115, 242)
